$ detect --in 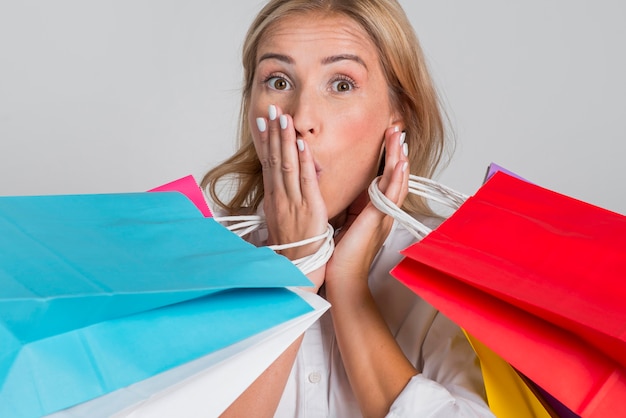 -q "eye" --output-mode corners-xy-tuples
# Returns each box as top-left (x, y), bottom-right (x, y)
(331, 77), (356, 93)
(266, 76), (291, 91)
